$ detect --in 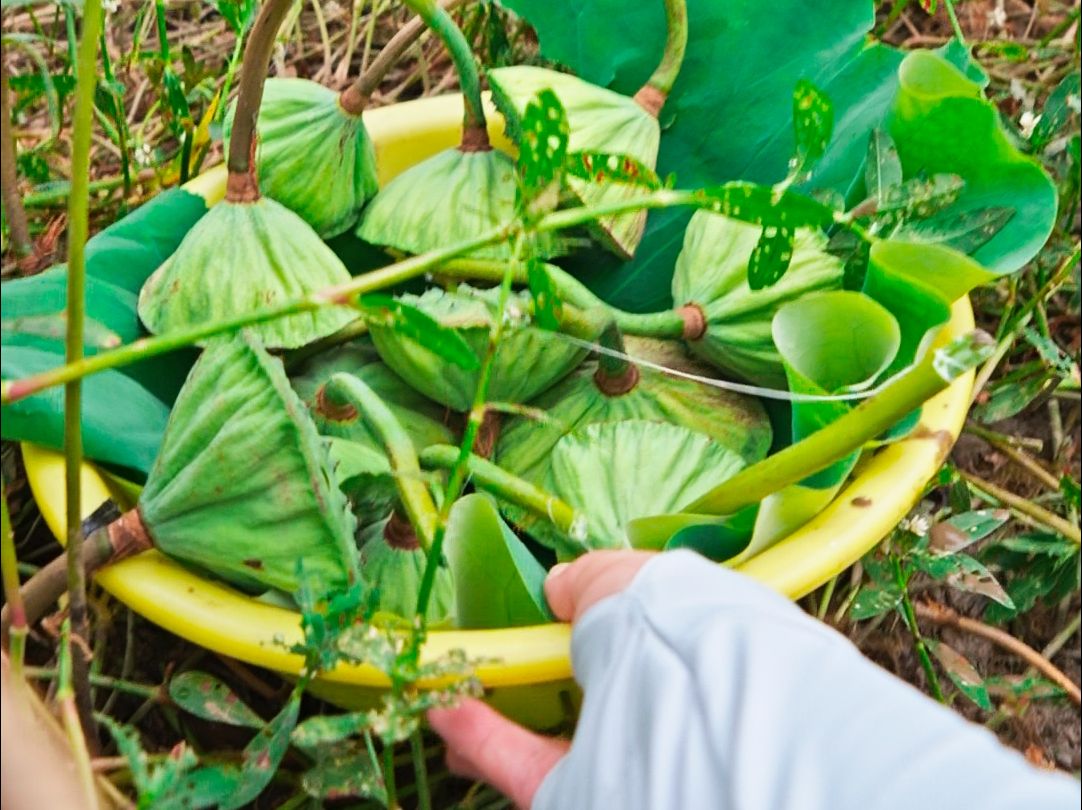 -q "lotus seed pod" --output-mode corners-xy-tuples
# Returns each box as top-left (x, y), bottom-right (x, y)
(358, 514), (453, 624)
(546, 420), (747, 549)
(368, 285), (587, 412)
(224, 78), (378, 238)
(356, 145), (559, 260)
(138, 197), (356, 349)
(489, 65), (660, 259)
(137, 332), (360, 597)
(672, 211), (844, 388)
